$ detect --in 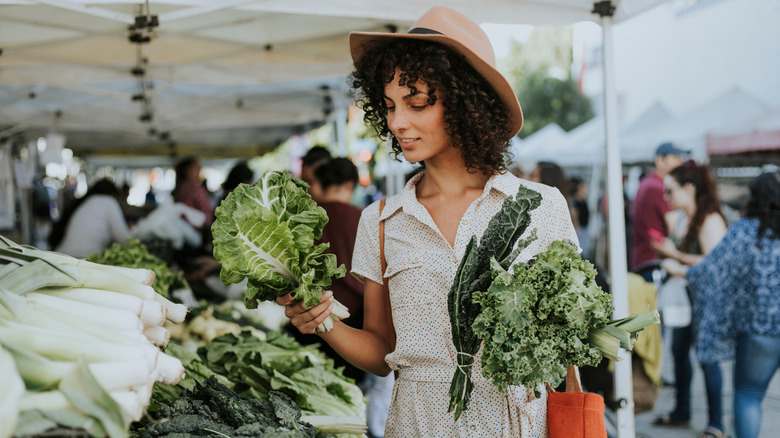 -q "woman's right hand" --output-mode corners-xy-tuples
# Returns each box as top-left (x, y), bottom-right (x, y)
(275, 290), (334, 335)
